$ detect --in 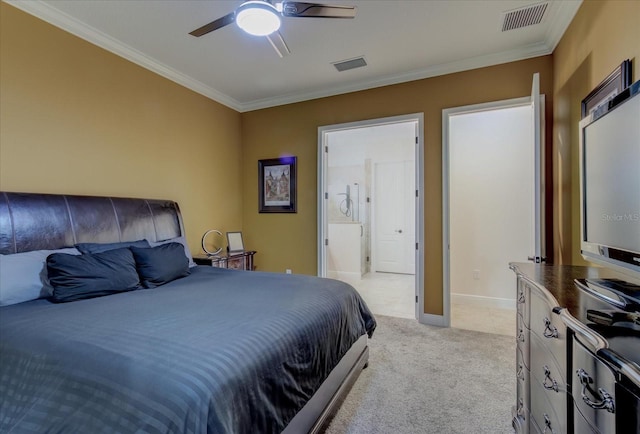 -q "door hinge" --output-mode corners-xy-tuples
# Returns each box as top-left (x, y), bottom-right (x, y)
(366, 197), (370, 203)
(416, 242), (419, 250)
(415, 295), (418, 303)
(415, 189), (419, 198)
(415, 136), (418, 144)
(325, 239), (328, 246)
(366, 256), (370, 262)
(325, 146), (328, 153)
(325, 192), (328, 200)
